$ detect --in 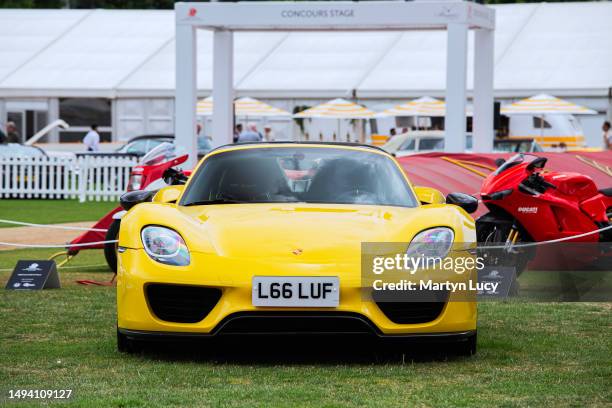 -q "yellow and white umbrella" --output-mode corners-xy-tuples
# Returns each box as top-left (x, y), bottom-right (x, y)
(501, 94), (597, 115)
(293, 98), (376, 119)
(196, 96), (291, 117)
(293, 98), (375, 142)
(196, 97), (214, 116)
(377, 96), (446, 117)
